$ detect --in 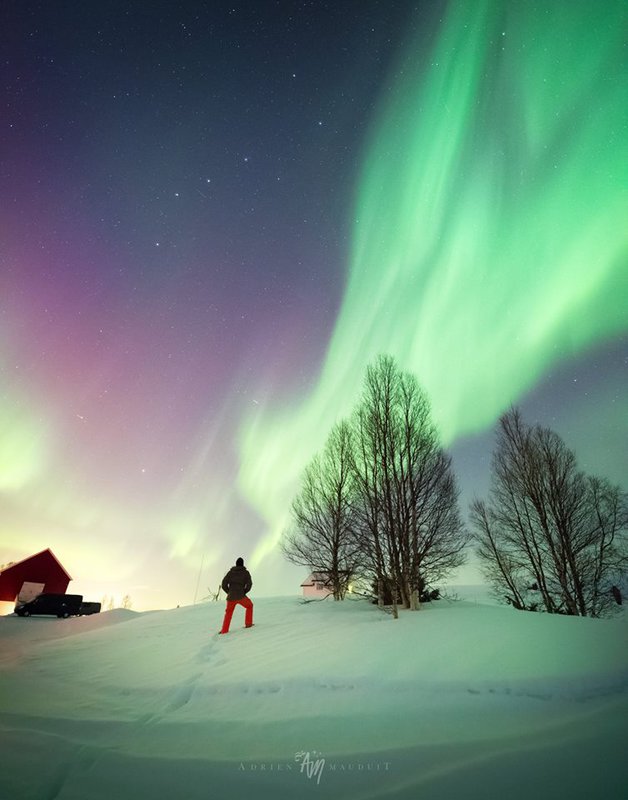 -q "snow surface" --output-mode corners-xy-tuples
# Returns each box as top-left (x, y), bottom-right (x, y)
(0, 596), (626, 799)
